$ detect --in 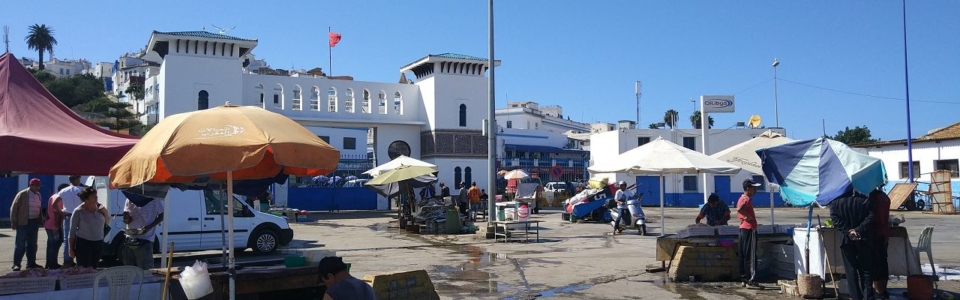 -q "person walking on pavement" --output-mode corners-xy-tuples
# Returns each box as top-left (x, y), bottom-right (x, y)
(467, 182), (482, 221)
(457, 182), (468, 217)
(737, 179), (764, 289)
(612, 181), (631, 235)
(831, 191), (877, 300)
(57, 175), (84, 267)
(869, 189), (891, 300)
(10, 178), (46, 271)
(122, 198), (164, 270)
(44, 183), (70, 269)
